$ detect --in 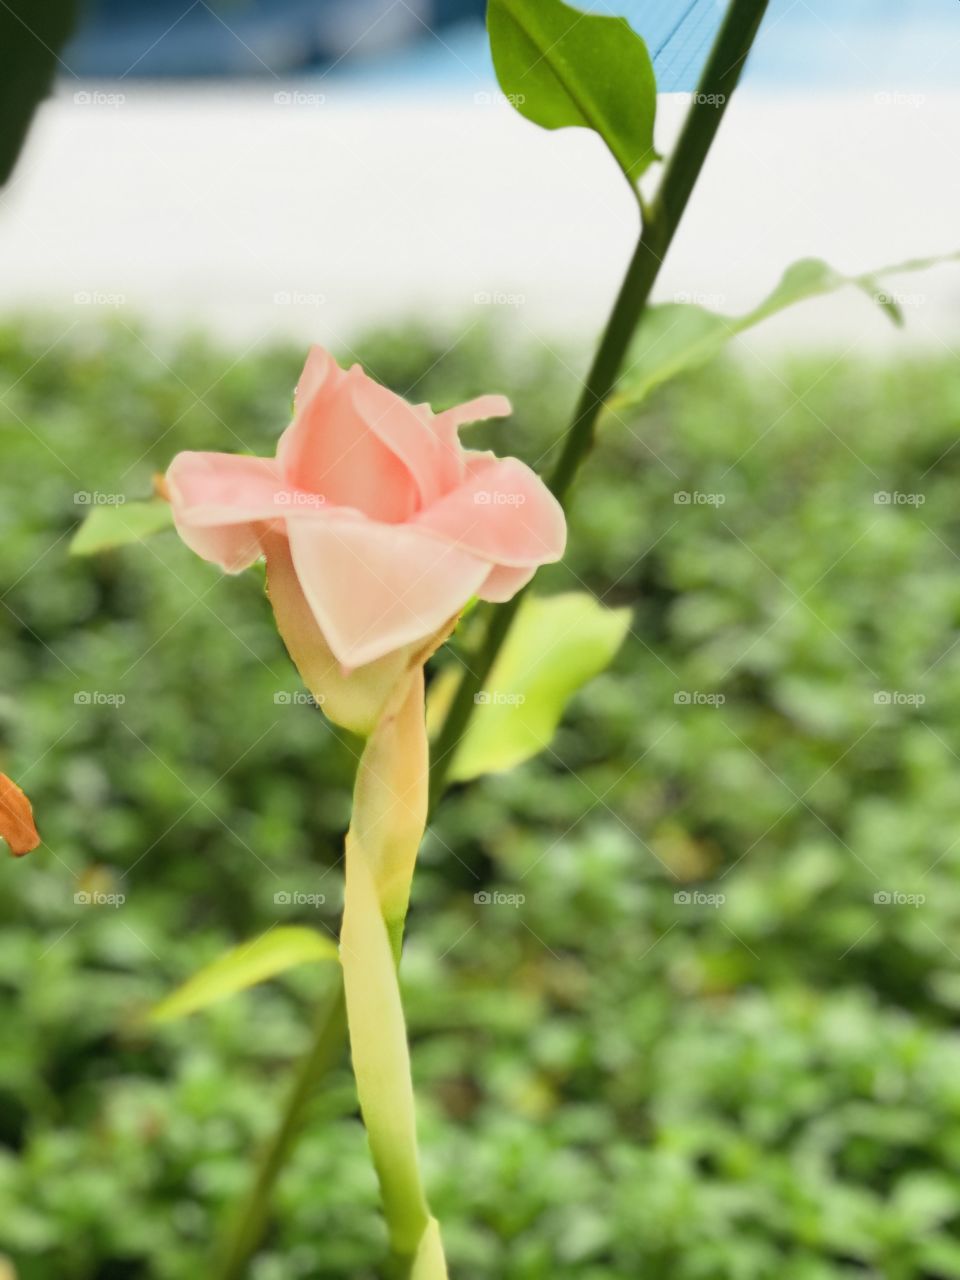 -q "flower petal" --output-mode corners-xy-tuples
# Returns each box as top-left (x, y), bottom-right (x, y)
(351, 376), (451, 508)
(414, 454), (566, 567)
(478, 563), (537, 602)
(166, 451), (292, 572)
(433, 394), (512, 439)
(279, 360), (419, 523)
(294, 344), (339, 411)
(429, 395), (512, 489)
(0, 772), (40, 856)
(287, 516), (490, 668)
(263, 528), (414, 737)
